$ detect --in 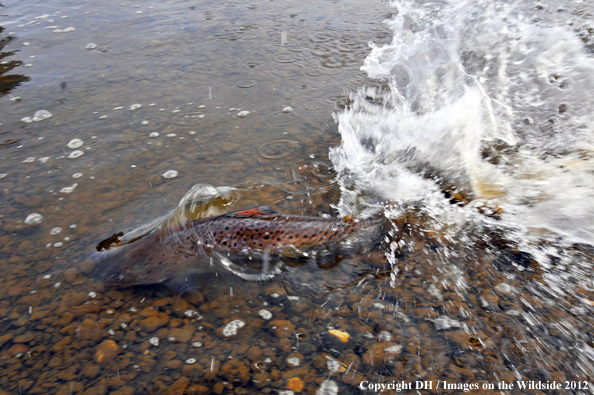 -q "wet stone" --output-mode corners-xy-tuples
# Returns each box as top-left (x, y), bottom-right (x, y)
(268, 320), (295, 339)
(139, 312), (169, 332)
(94, 339), (120, 366)
(165, 376), (190, 395)
(287, 377), (304, 392)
